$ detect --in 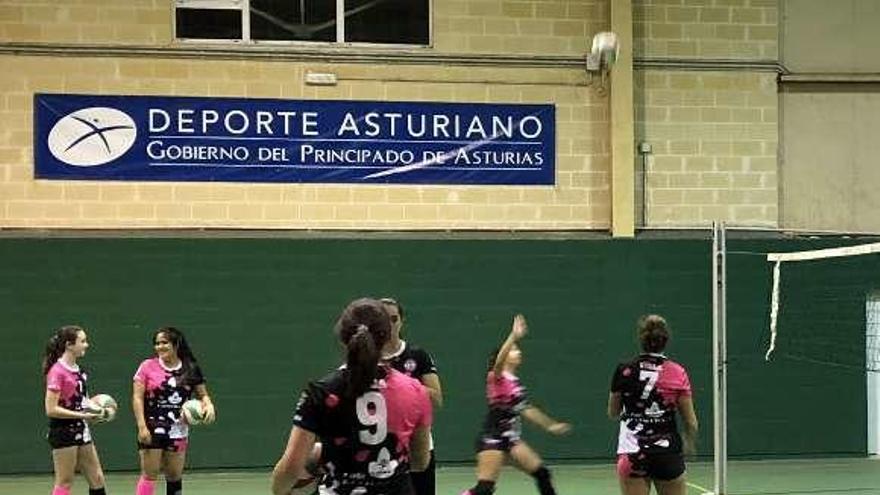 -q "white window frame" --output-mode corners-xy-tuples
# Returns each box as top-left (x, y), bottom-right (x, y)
(174, 0), (432, 47)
